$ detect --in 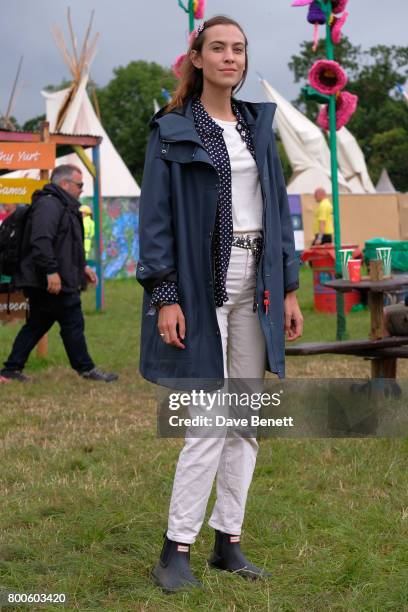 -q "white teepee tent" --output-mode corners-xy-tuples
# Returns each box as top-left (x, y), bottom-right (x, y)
(6, 10), (140, 200)
(376, 168), (397, 193)
(48, 10), (140, 198)
(43, 77), (140, 198)
(259, 78), (375, 194)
